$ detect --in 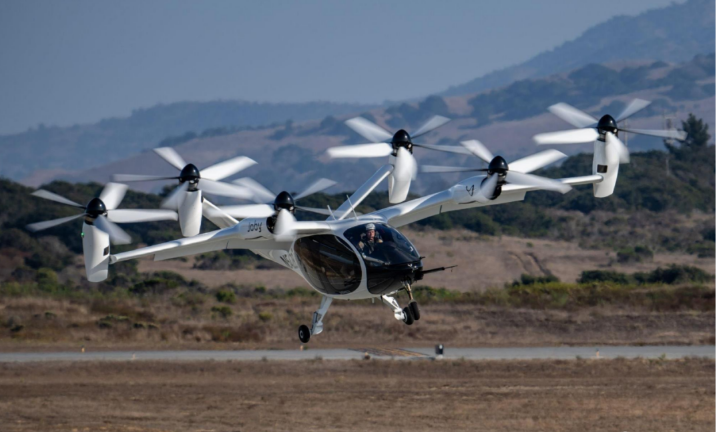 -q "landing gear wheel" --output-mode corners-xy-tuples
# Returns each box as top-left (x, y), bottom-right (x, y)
(298, 325), (311, 343)
(409, 301), (420, 321)
(402, 307), (414, 325)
